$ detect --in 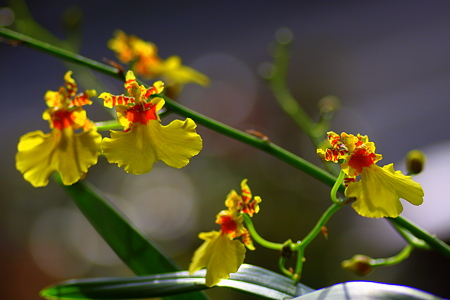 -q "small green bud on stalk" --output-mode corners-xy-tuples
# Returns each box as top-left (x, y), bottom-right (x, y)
(406, 150), (426, 175)
(341, 254), (374, 276)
